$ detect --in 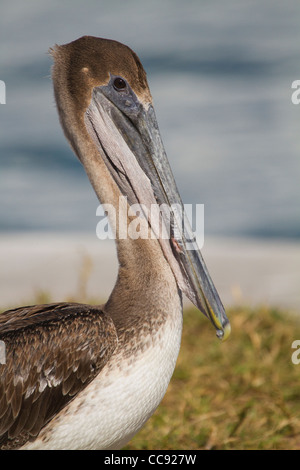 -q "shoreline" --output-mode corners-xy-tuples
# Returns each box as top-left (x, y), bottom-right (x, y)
(0, 232), (299, 311)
